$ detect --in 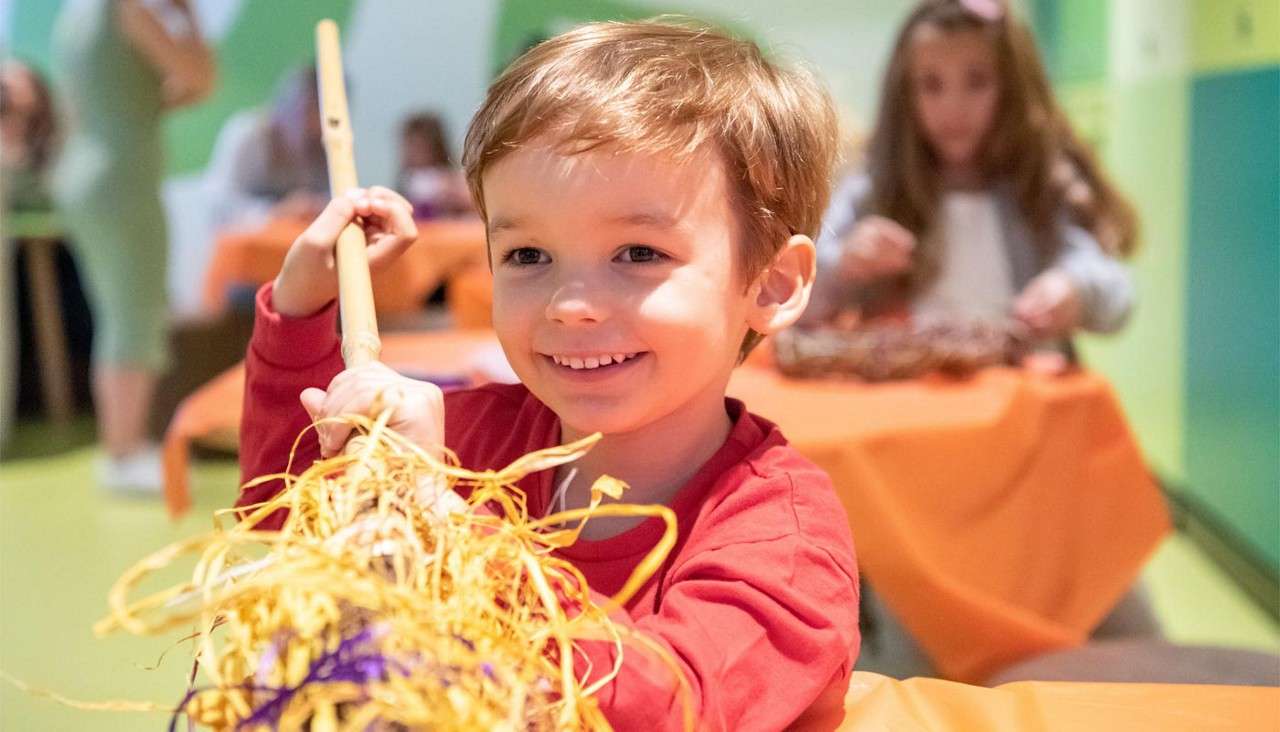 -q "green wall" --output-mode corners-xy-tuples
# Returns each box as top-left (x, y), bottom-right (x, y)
(1185, 67), (1279, 569)
(1035, 0), (1279, 570)
(6, 0), (356, 175)
(164, 1), (357, 174)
